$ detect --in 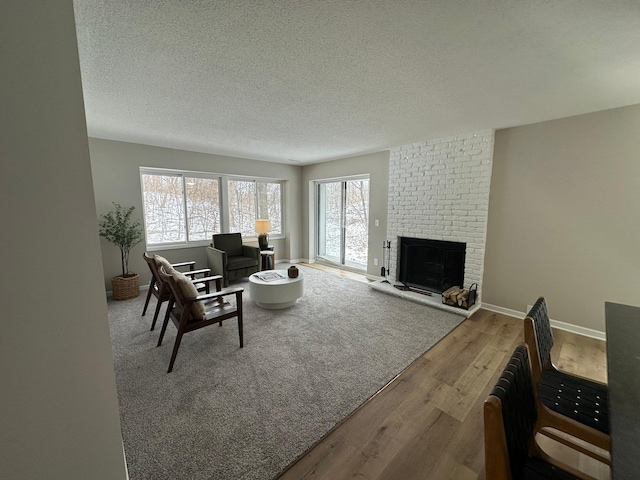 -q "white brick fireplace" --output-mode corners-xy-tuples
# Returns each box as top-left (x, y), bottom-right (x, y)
(386, 129), (494, 302)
